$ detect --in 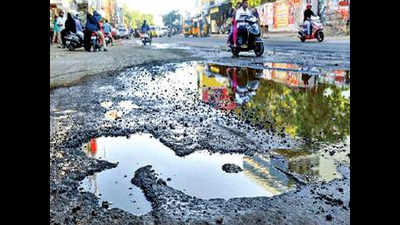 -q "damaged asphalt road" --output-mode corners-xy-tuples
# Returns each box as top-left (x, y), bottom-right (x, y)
(50, 37), (350, 225)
